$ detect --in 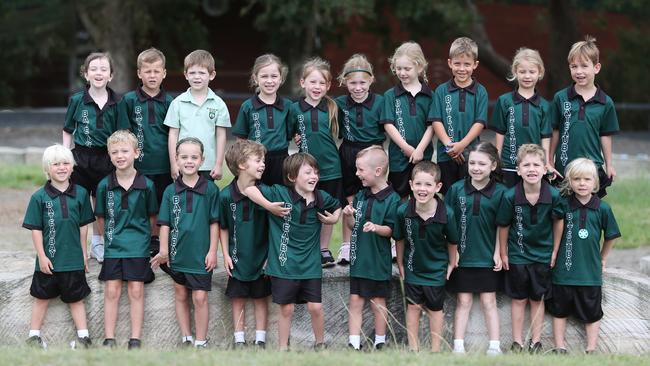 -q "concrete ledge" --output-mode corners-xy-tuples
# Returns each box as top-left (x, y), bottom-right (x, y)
(641, 256), (650, 276)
